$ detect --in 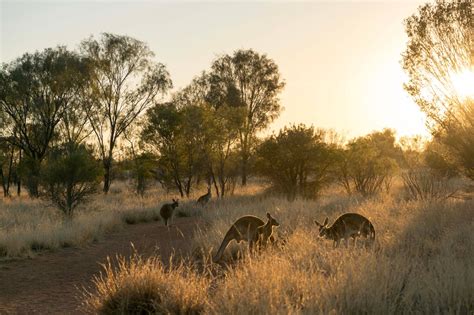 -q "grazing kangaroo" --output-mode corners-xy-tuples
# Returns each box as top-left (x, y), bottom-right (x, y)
(315, 213), (375, 247)
(197, 186), (211, 206)
(160, 199), (179, 226)
(213, 212), (280, 262)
